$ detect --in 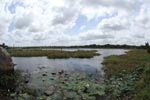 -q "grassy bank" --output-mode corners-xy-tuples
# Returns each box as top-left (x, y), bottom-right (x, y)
(102, 49), (150, 100)
(8, 49), (99, 58)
